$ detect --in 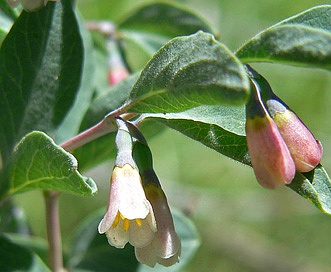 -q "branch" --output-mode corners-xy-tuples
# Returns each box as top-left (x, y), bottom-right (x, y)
(44, 191), (63, 272)
(60, 112), (136, 152)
